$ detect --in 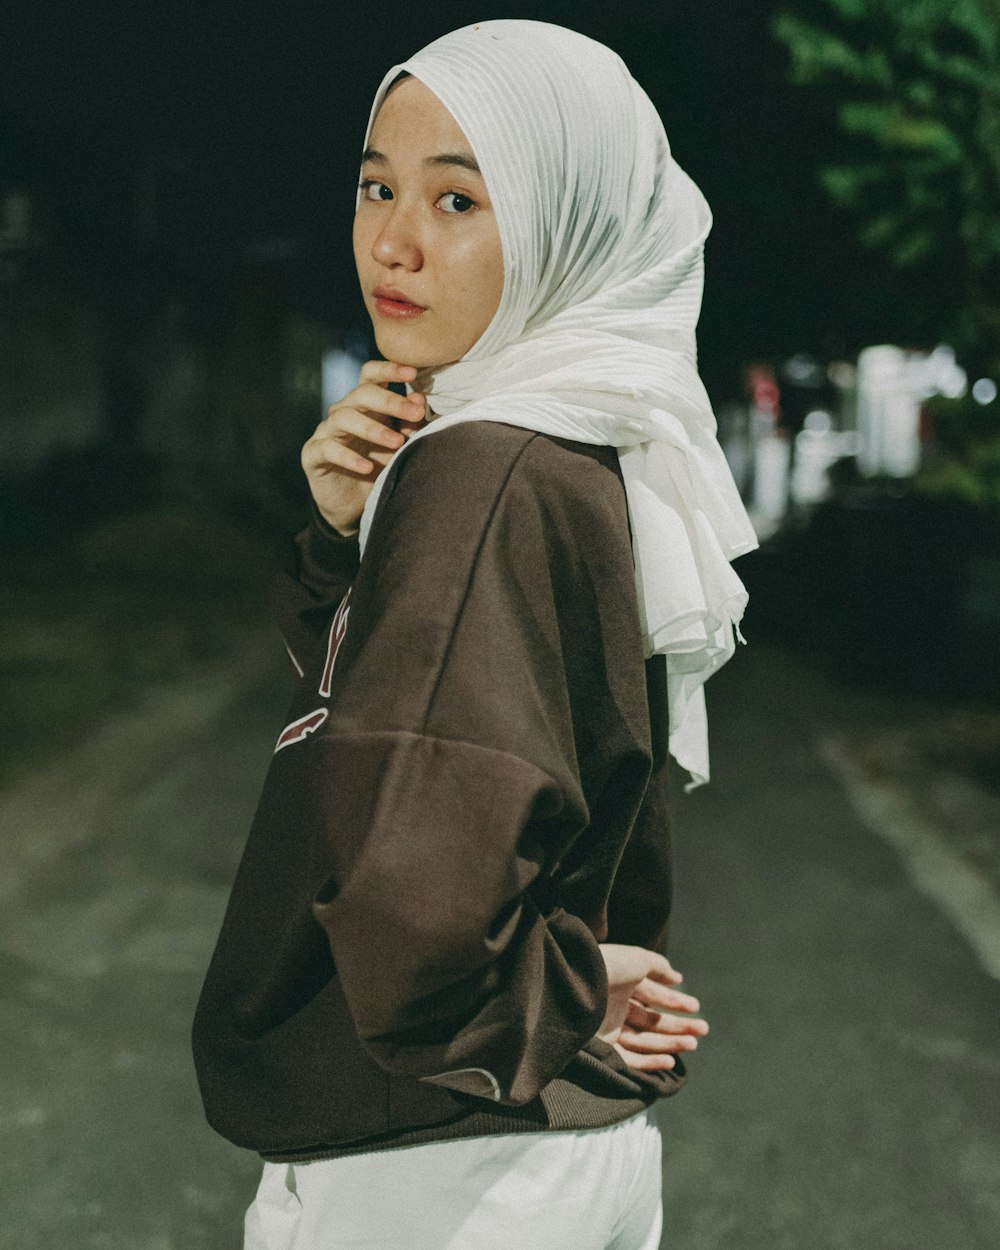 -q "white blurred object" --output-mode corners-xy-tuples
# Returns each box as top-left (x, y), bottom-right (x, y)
(717, 400), (752, 496)
(856, 343), (967, 478)
(321, 348), (364, 416)
(782, 352), (826, 387)
(827, 359), (859, 433)
(926, 344), (968, 399)
(750, 431), (790, 539)
(803, 408), (833, 433)
(972, 377), (997, 405)
(827, 360), (857, 389)
(791, 423), (859, 506)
